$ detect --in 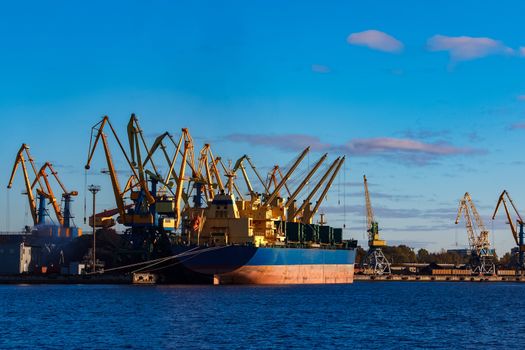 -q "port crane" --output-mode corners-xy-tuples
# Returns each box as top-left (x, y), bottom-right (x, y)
(361, 175), (391, 275)
(266, 166), (292, 200)
(7, 144), (43, 225)
(232, 155), (270, 201)
(492, 190), (525, 270)
(455, 192), (495, 274)
(85, 116), (155, 227)
(196, 144), (223, 204)
(216, 157), (244, 201)
(8, 144), (81, 237)
(31, 162), (79, 229)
